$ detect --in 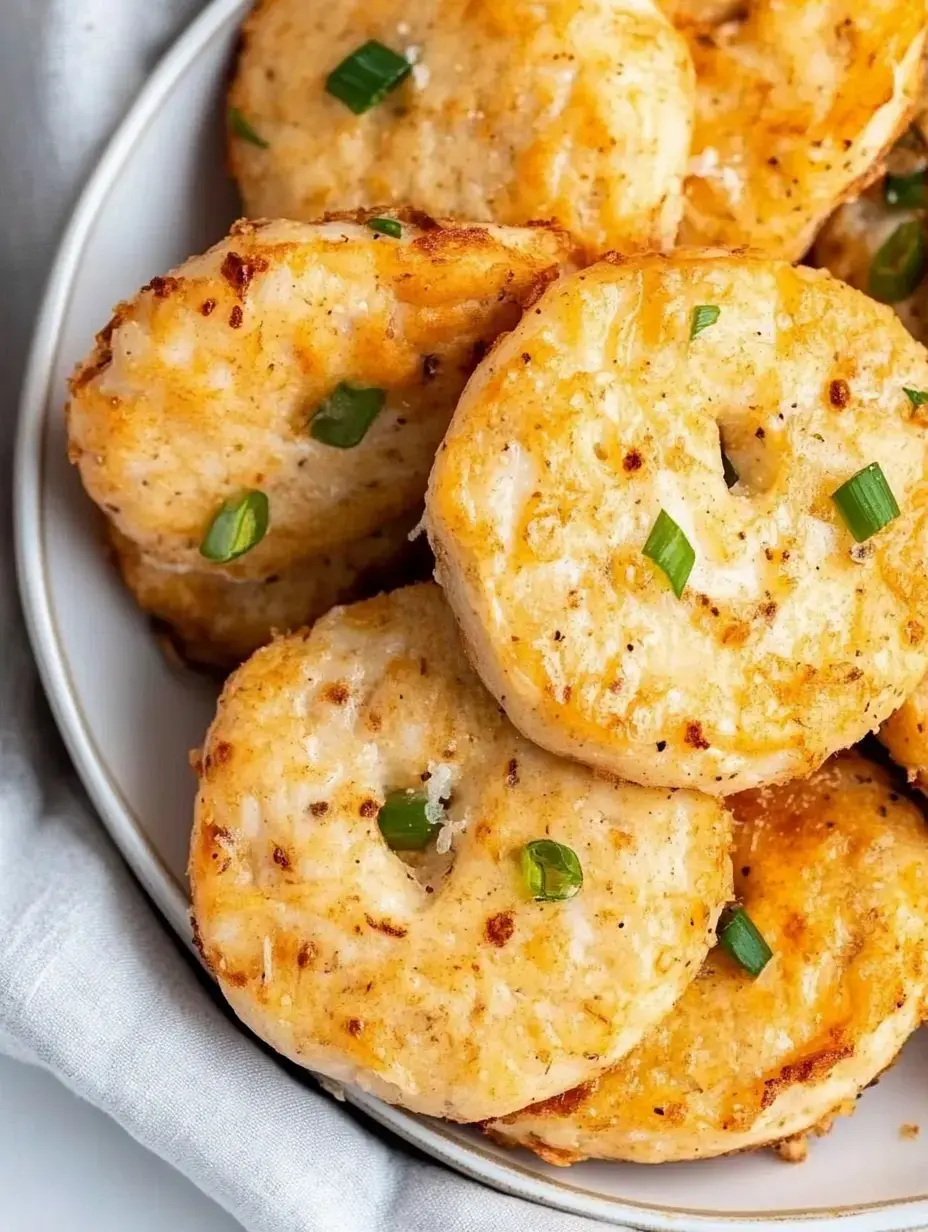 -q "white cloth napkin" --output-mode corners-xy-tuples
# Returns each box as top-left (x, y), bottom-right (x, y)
(0, 3), (616, 1229)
